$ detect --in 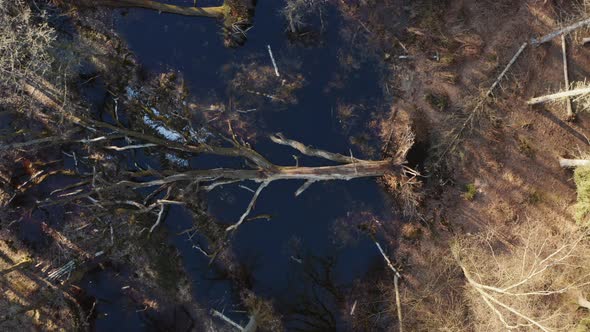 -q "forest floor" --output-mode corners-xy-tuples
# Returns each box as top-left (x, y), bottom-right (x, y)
(362, 0), (590, 330)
